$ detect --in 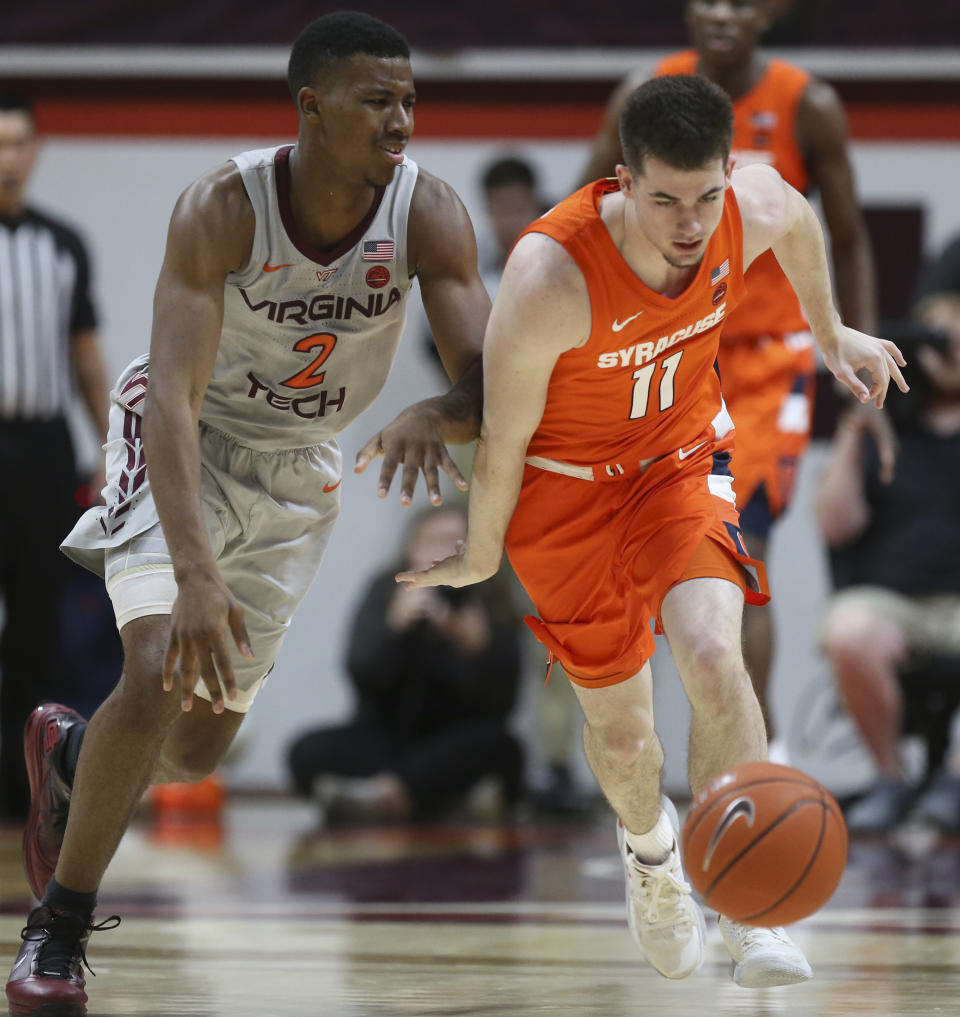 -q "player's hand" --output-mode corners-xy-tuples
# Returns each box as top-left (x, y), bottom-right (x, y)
(354, 400), (468, 506)
(821, 326), (908, 408)
(395, 542), (498, 590)
(162, 570), (254, 714)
